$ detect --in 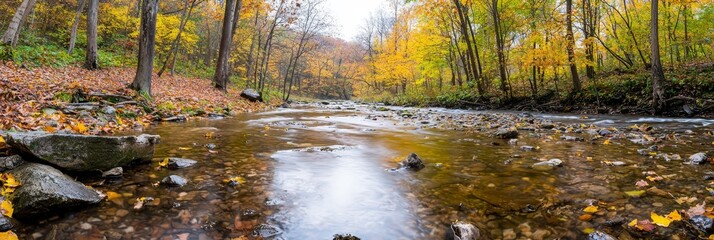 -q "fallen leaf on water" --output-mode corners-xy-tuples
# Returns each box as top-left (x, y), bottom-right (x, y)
(158, 158), (169, 168)
(106, 191), (122, 200)
(1, 199), (13, 217)
(0, 231), (18, 240)
(628, 219), (656, 232)
(651, 212), (672, 227)
(686, 202), (706, 217)
(675, 196), (698, 205)
(178, 147), (191, 151)
(582, 228), (595, 234)
(205, 132), (215, 139)
(579, 214), (593, 221)
(667, 210), (682, 221)
(583, 205), (598, 213)
(646, 175), (664, 182)
(0, 136), (5, 144)
(603, 139), (611, 145)
(635, 180), (649, 188)
(625, 190), (646, 197)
